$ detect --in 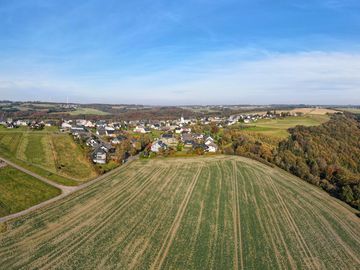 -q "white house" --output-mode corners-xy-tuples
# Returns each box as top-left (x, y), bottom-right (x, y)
(204, 136), (214, 146)
(61, 122), (72, 130)
(86, 138), (99, 148)
(76, 119), (87, 126)
(206, 142), (218, 153)
(15, 120), (28, 126)
(92, 147), (107, 164)
(84, 120), (95, 128)
(133, 126), (146, 133)
(151, 141), (168, 153)
(105, 126), (116, 137)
